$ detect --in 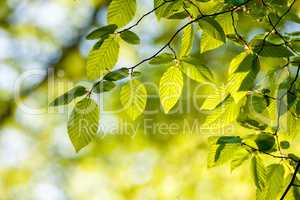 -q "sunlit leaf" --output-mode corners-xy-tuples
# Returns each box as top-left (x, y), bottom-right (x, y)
(251, 155), (266, 191)
(87, 35), (120, 80)
(198, 17), (226, 42)
(181, 61), (211, 83)
(200, 31), (224, 53)
(231, 149), (250, 171)
(49, 86), (87, 106)
(120, 79), (147, 120)
(86, 24), (118, 40)
(93, 81), (116, 93)
(107, 0), (136, 28)
(67, 98), (99, 152)
(179, 24), (194, 58)
(149, 53), (175, 65)
(159, 66), (183, 113)
(120, 30), (140, 45)
(103, 68), (129, 81)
